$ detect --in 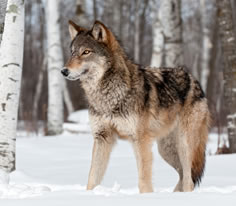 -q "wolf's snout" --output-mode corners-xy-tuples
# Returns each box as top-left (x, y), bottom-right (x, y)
(61, 68), (69, 77)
